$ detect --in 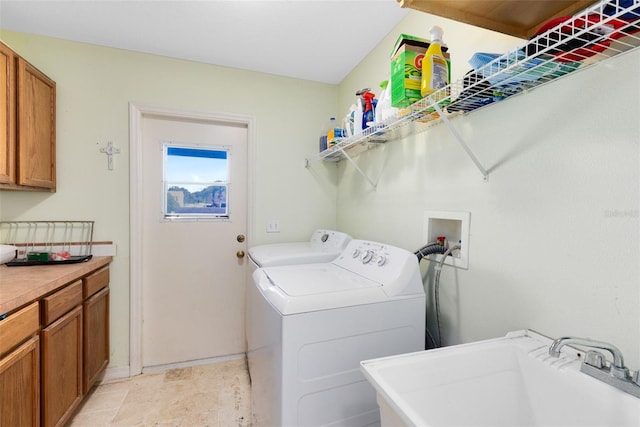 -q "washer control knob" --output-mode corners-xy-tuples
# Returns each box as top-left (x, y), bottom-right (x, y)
(376, 255), (386, 266)
(361, 250), (374, 264)
(352, 249), (361, 258)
